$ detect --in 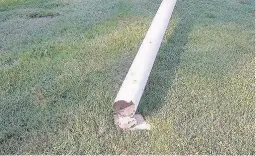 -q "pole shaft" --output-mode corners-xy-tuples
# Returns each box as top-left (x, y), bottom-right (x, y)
(114, 0), (177, 118)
